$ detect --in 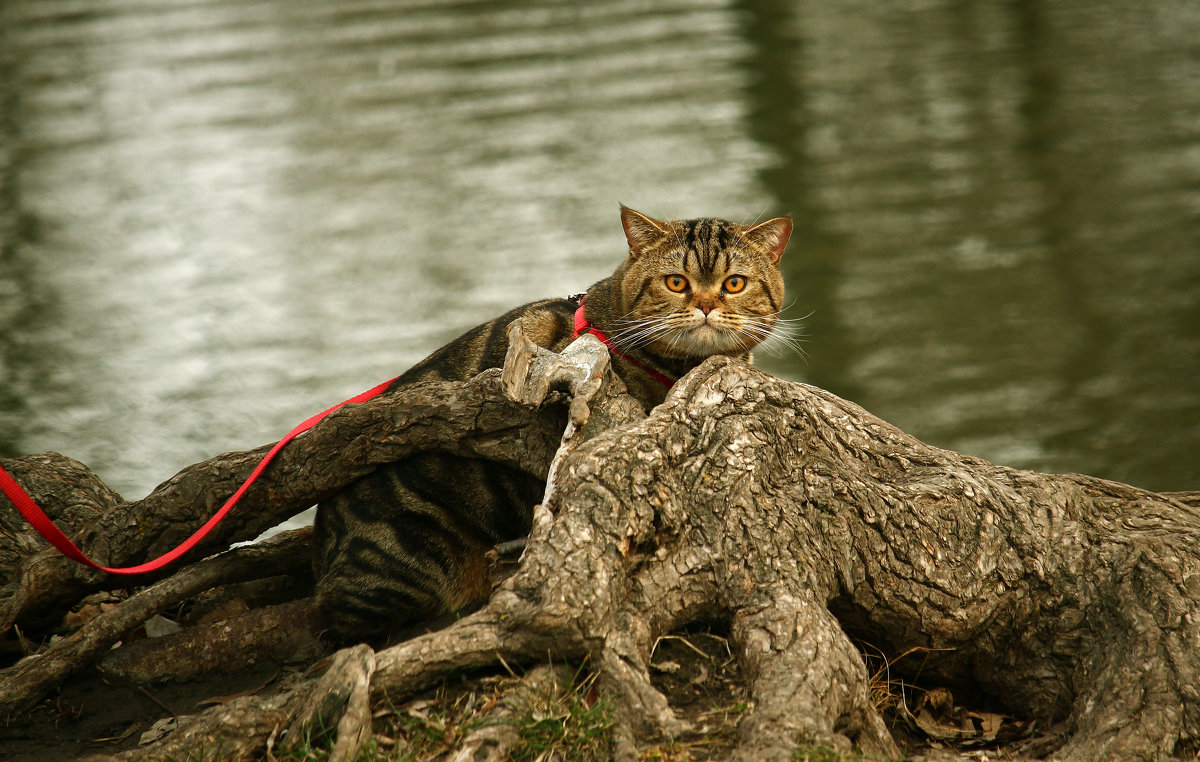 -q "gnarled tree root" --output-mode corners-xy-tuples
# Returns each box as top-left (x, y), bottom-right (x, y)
(364, 353), (1200, 760)
(336, 353), (1200, 760)
(98, 597), (319, 684)
(1, 369), (570, 633)
(0, 527), (313, 718)
(5, 322), (1199, 761)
